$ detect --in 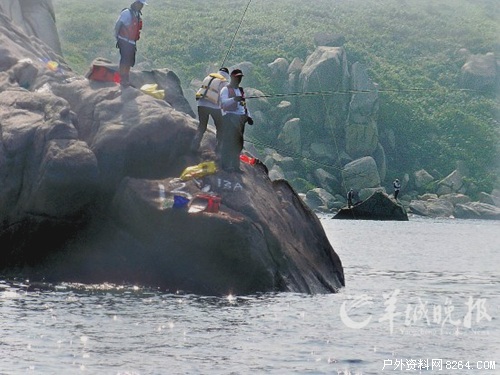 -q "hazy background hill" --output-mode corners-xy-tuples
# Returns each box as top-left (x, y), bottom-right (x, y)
(52, 0), (499, 196)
